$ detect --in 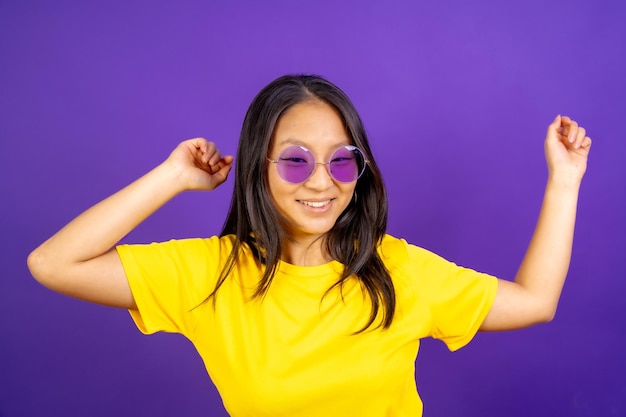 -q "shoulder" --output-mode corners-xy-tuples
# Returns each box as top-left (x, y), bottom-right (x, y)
(377, 234), (476, 290)
(377, 234), (439, 269)
(117, 234), (245, 264)
(377, 234), (409, 260)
